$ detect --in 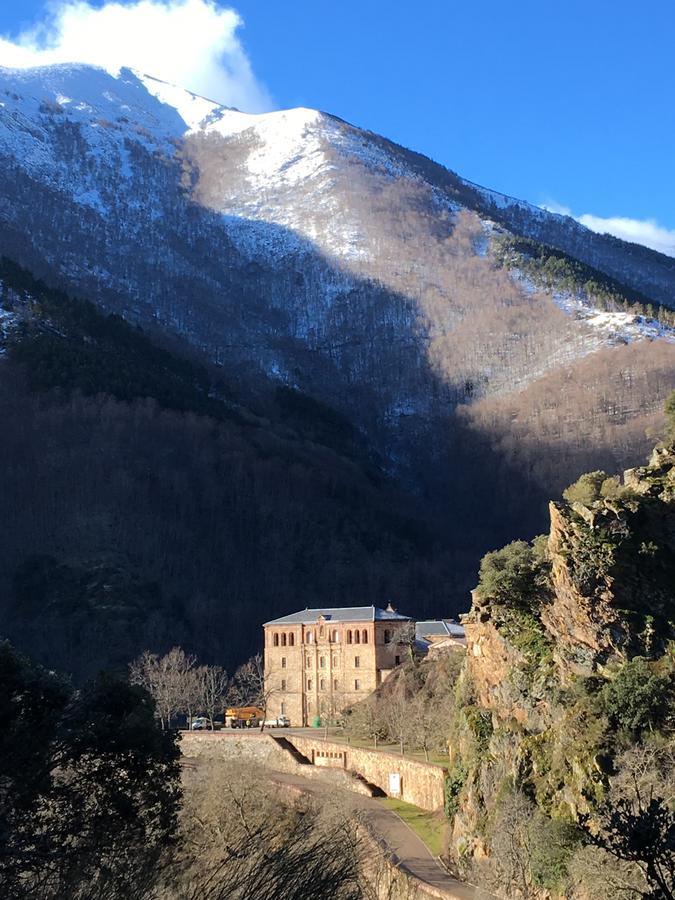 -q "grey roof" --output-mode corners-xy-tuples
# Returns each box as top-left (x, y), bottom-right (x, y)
(415, 620), (466, 640)
(264, 606), (412, 626)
